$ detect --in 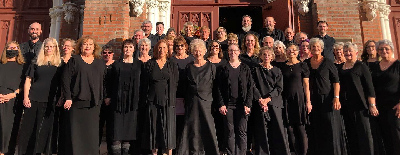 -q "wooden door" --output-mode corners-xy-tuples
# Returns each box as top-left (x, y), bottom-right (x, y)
(389, 0), (400, 59)
(172, 6), (219, 40)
